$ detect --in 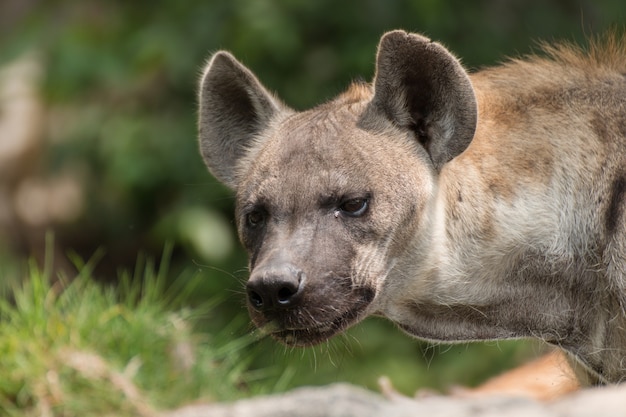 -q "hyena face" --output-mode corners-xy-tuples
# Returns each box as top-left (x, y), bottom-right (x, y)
(233, 101), (431, 346)
(198, 31), (476, 346)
